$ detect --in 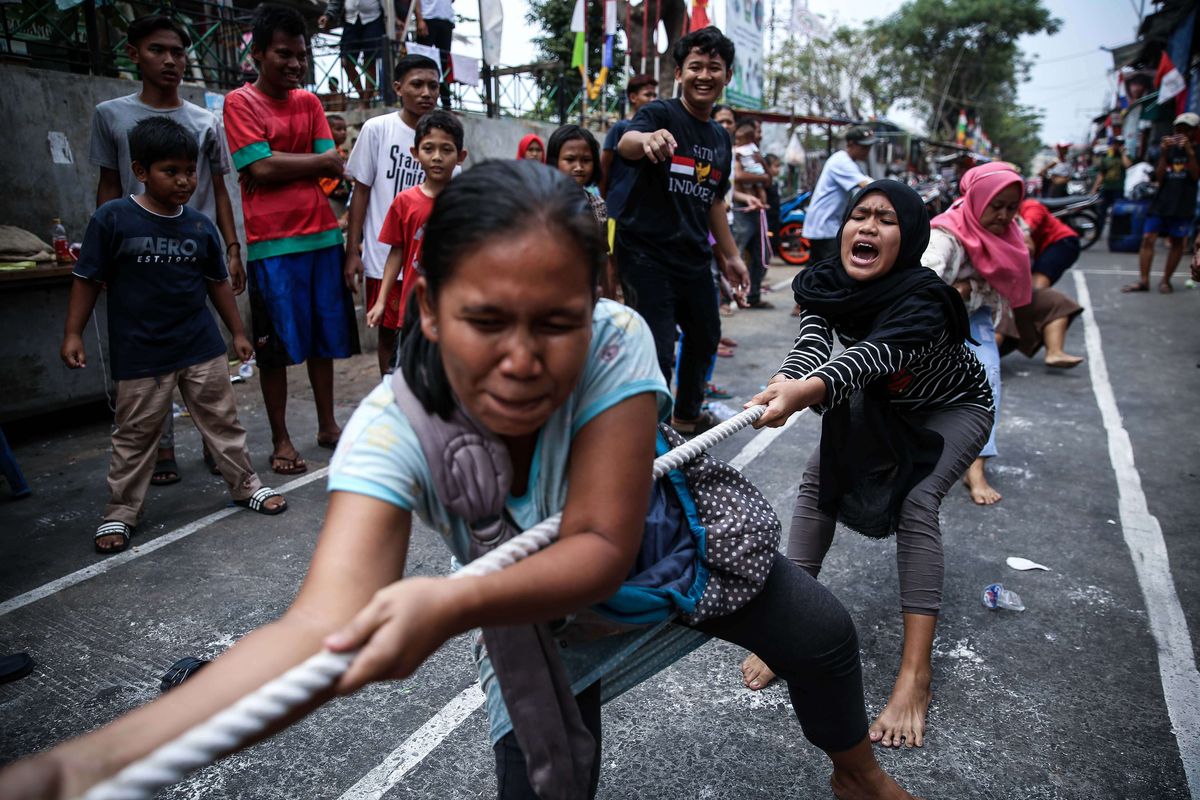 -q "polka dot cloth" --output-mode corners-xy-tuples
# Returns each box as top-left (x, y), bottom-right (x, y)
(658, 425), (782, 625)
